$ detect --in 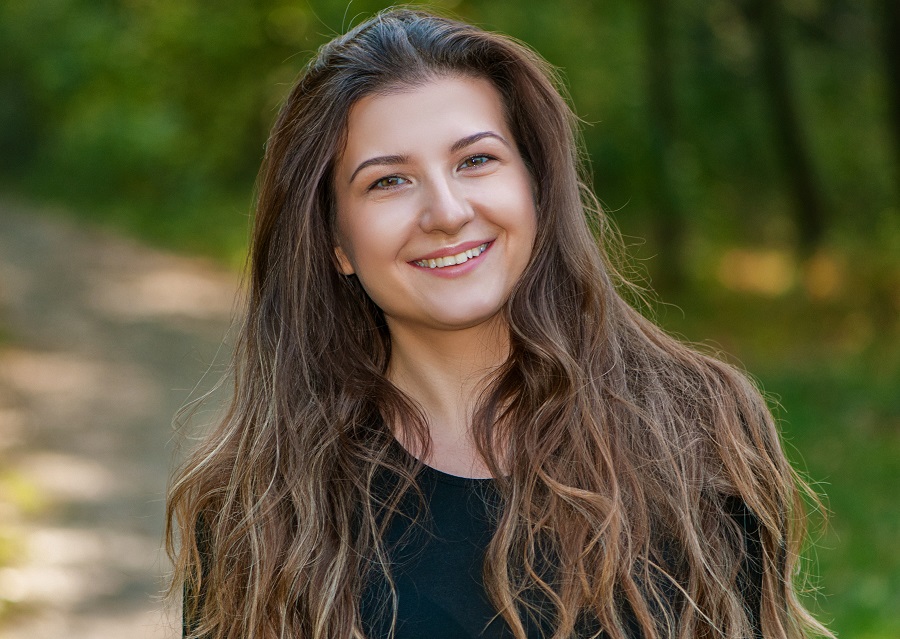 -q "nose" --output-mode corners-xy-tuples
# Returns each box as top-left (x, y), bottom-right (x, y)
(418, 174), (474, 235)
